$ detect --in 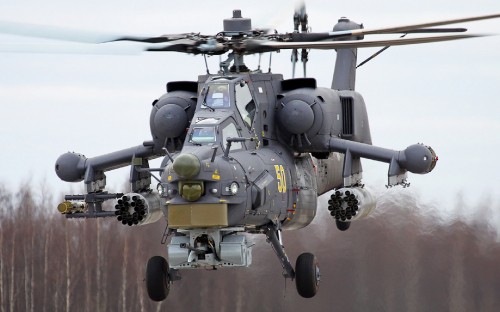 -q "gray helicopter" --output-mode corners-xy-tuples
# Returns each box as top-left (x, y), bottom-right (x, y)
(4, 4), (498, 300)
